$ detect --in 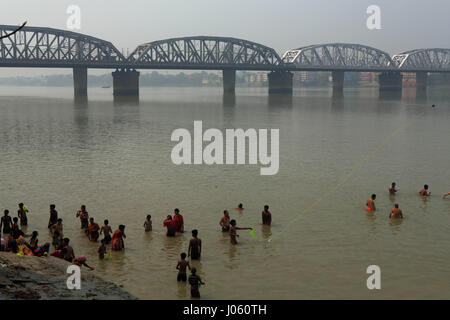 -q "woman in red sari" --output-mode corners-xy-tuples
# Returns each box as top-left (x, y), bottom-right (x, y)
(111, 225), (126, 251)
